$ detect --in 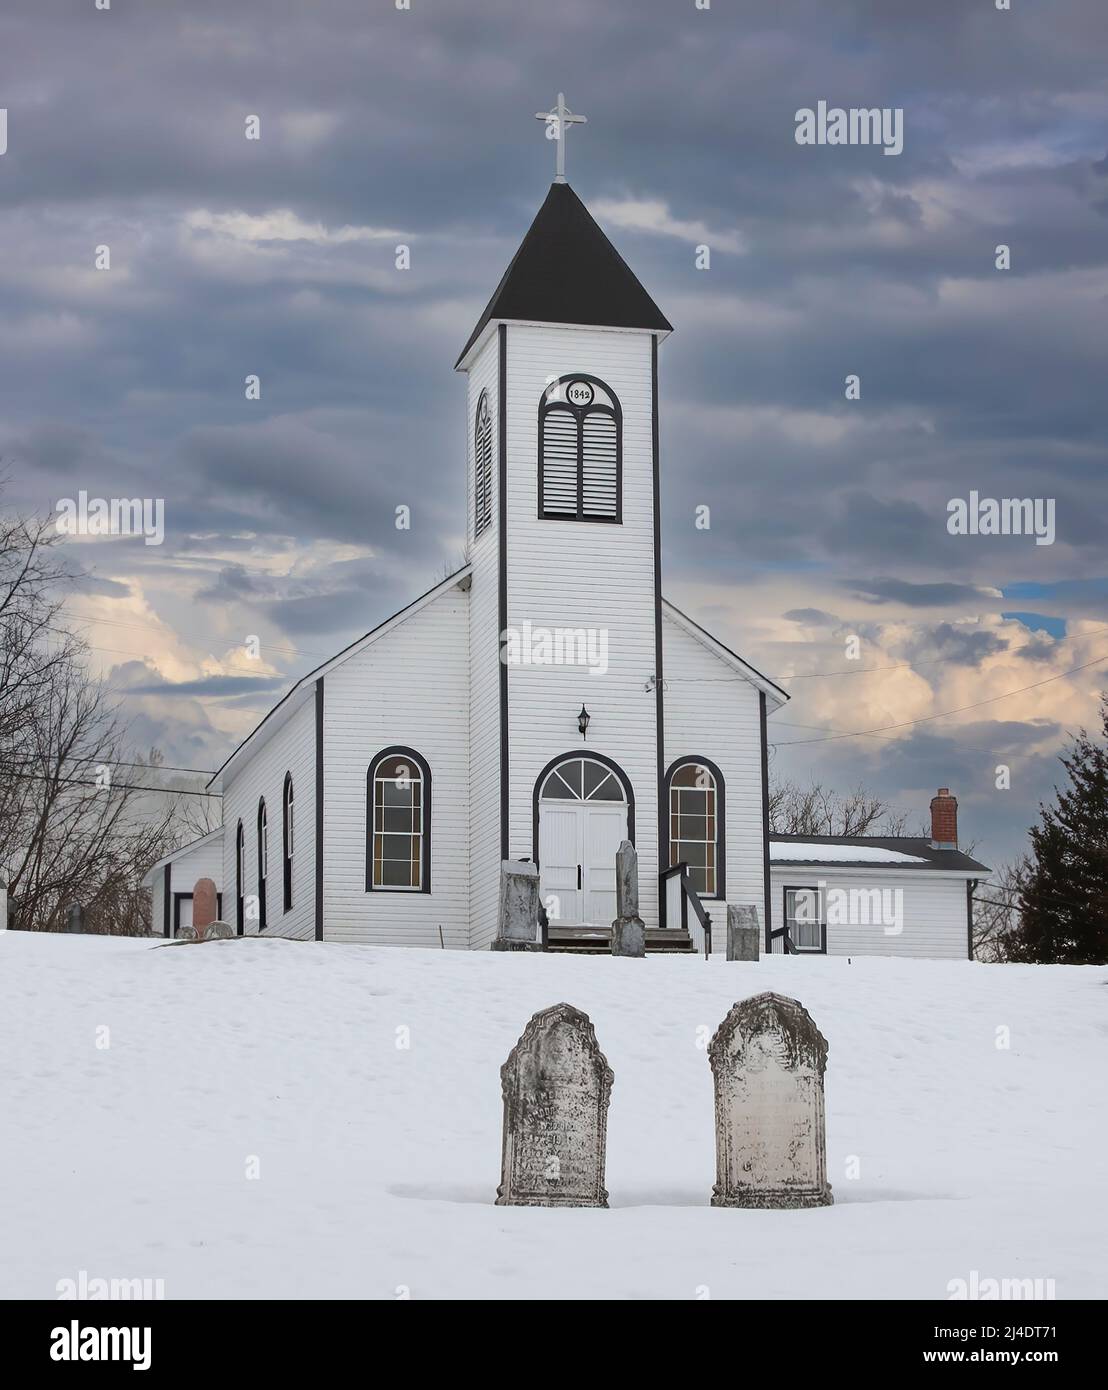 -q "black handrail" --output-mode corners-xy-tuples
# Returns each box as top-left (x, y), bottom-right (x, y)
(661, 862), (712, 958)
